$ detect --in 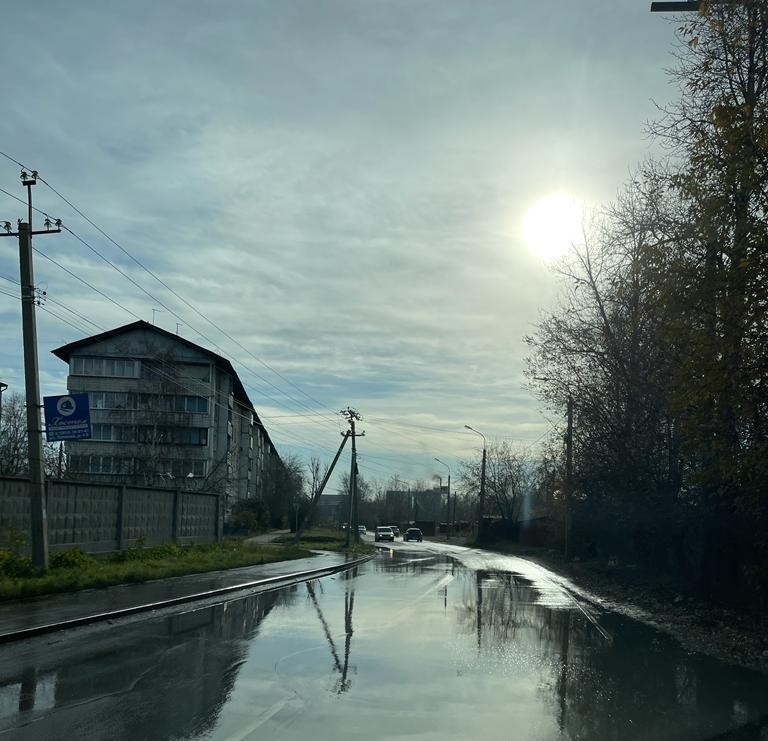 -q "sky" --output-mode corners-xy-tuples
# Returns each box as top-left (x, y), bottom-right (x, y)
(0, 1), (678, 492)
